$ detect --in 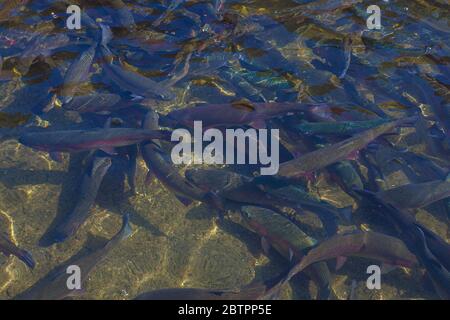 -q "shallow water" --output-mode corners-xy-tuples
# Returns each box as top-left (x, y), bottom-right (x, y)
(0, 0), (449, 300)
